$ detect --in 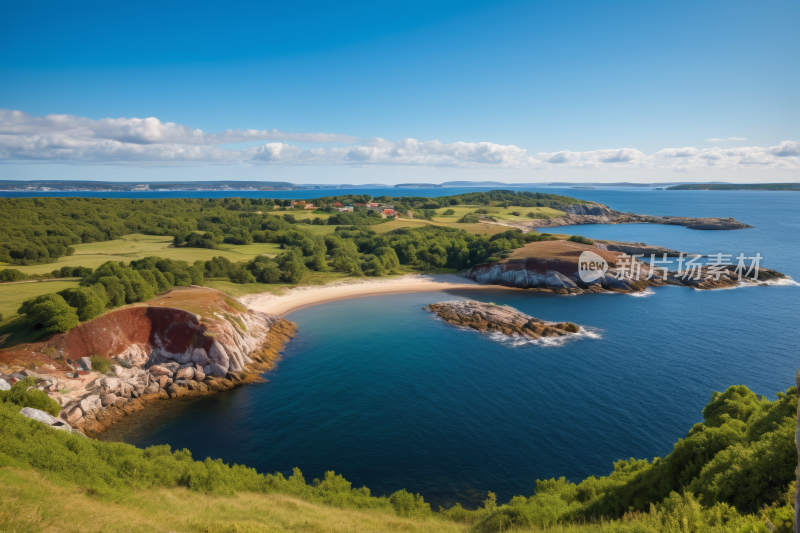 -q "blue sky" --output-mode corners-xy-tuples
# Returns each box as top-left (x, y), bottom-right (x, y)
(0, 0), (797, 183)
